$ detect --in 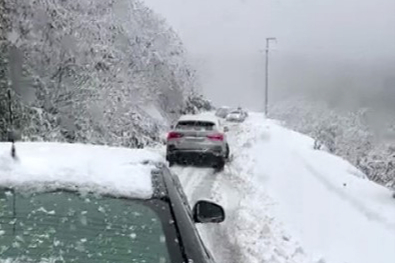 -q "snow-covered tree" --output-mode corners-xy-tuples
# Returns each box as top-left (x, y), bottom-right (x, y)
(0, 0), (203, 147)
(0, 0), (9, 141)
(271, 97), (395, 189)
